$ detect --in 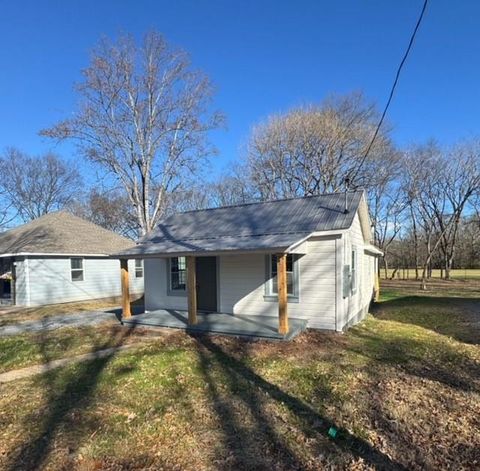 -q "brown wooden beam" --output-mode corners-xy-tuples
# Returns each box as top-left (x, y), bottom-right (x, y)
(120, 259), (131, 318)
(277, 253), (289, 335)
(374, 272), (380, 302)
(187, 256), (197, 325)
